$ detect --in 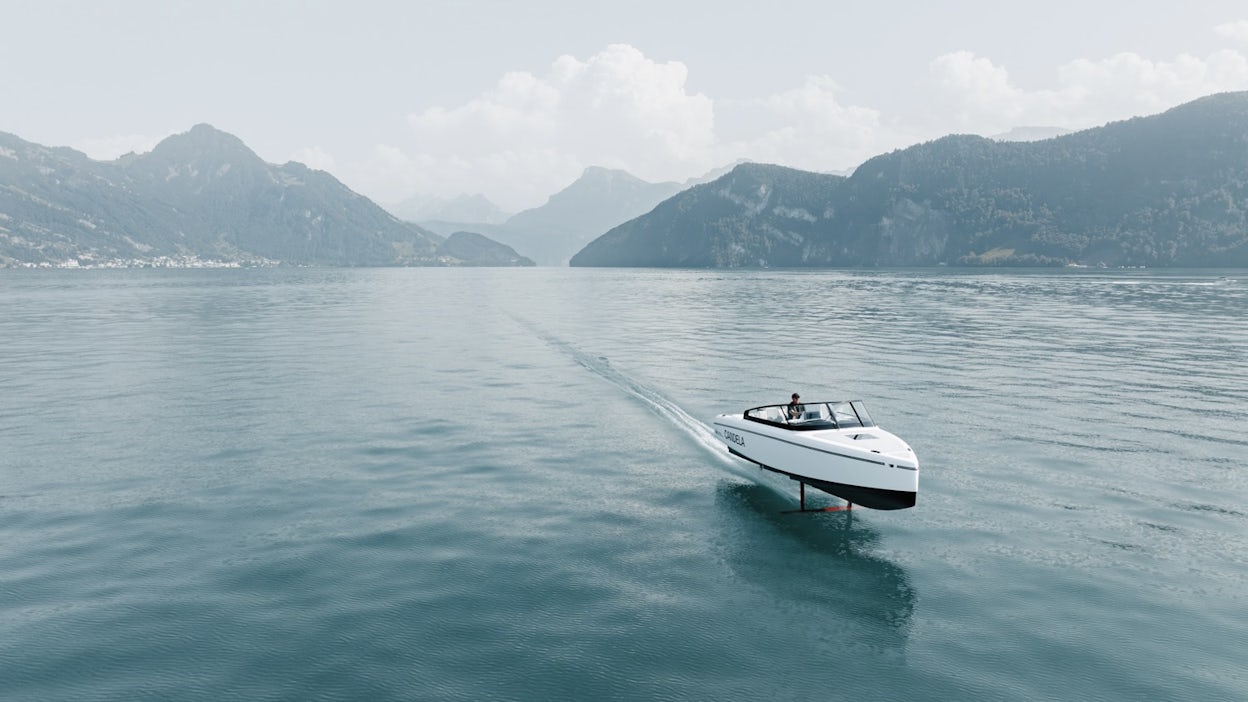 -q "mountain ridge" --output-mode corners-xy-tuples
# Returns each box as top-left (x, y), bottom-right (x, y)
(0, 125), (526, 267)
(488, 166), (684, 265)
(571, 92), (1248, 268)
(411, 163), (737, 265)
